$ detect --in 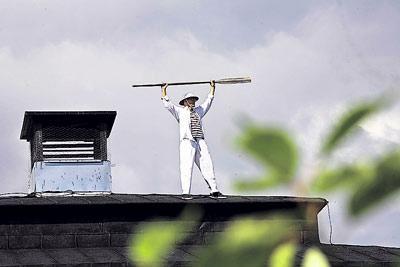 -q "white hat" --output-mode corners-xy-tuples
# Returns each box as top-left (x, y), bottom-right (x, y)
(179, 92), (199, 106)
